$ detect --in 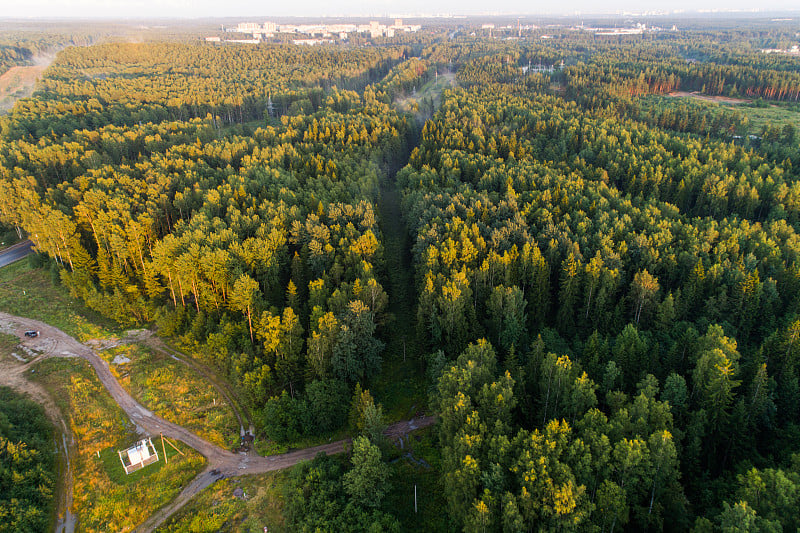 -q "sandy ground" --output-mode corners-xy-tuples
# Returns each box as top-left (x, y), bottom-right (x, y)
(0, 53), (55, 112)
(0, 64), (46, 111)
(667, 91), (751, 105)
(0, 312), (435, 532)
